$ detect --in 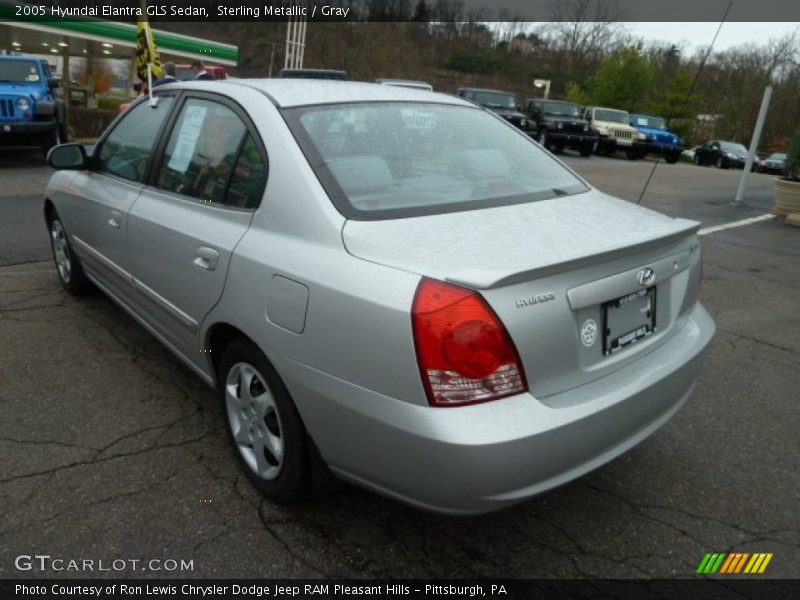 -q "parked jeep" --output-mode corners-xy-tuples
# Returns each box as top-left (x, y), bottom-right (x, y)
(525, 99), (597, 156)
(0, 55), (67, 157)
(583, 106), (646, 159)
(456, 87), (527, 130)
(629, 113), (683, 163)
